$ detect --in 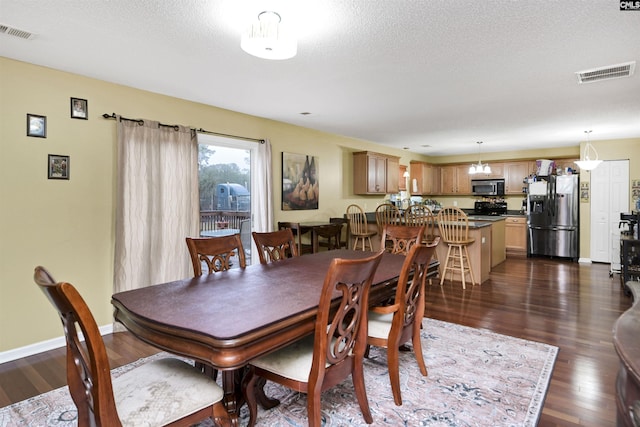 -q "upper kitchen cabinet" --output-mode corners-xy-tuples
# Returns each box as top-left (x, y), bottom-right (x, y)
(440, 164), (471, 195)
(504, 161), (531, 195)
(353, 151), (400, 195)
(469, 162), (504, 179)
(409, 161), (438, 195)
